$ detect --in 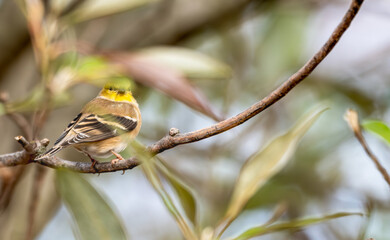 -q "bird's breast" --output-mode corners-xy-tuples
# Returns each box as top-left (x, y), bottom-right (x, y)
(76, 136), (129, 159)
